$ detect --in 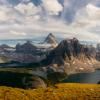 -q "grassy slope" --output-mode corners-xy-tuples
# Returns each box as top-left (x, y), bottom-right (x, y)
(0, 83), (100, 100)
